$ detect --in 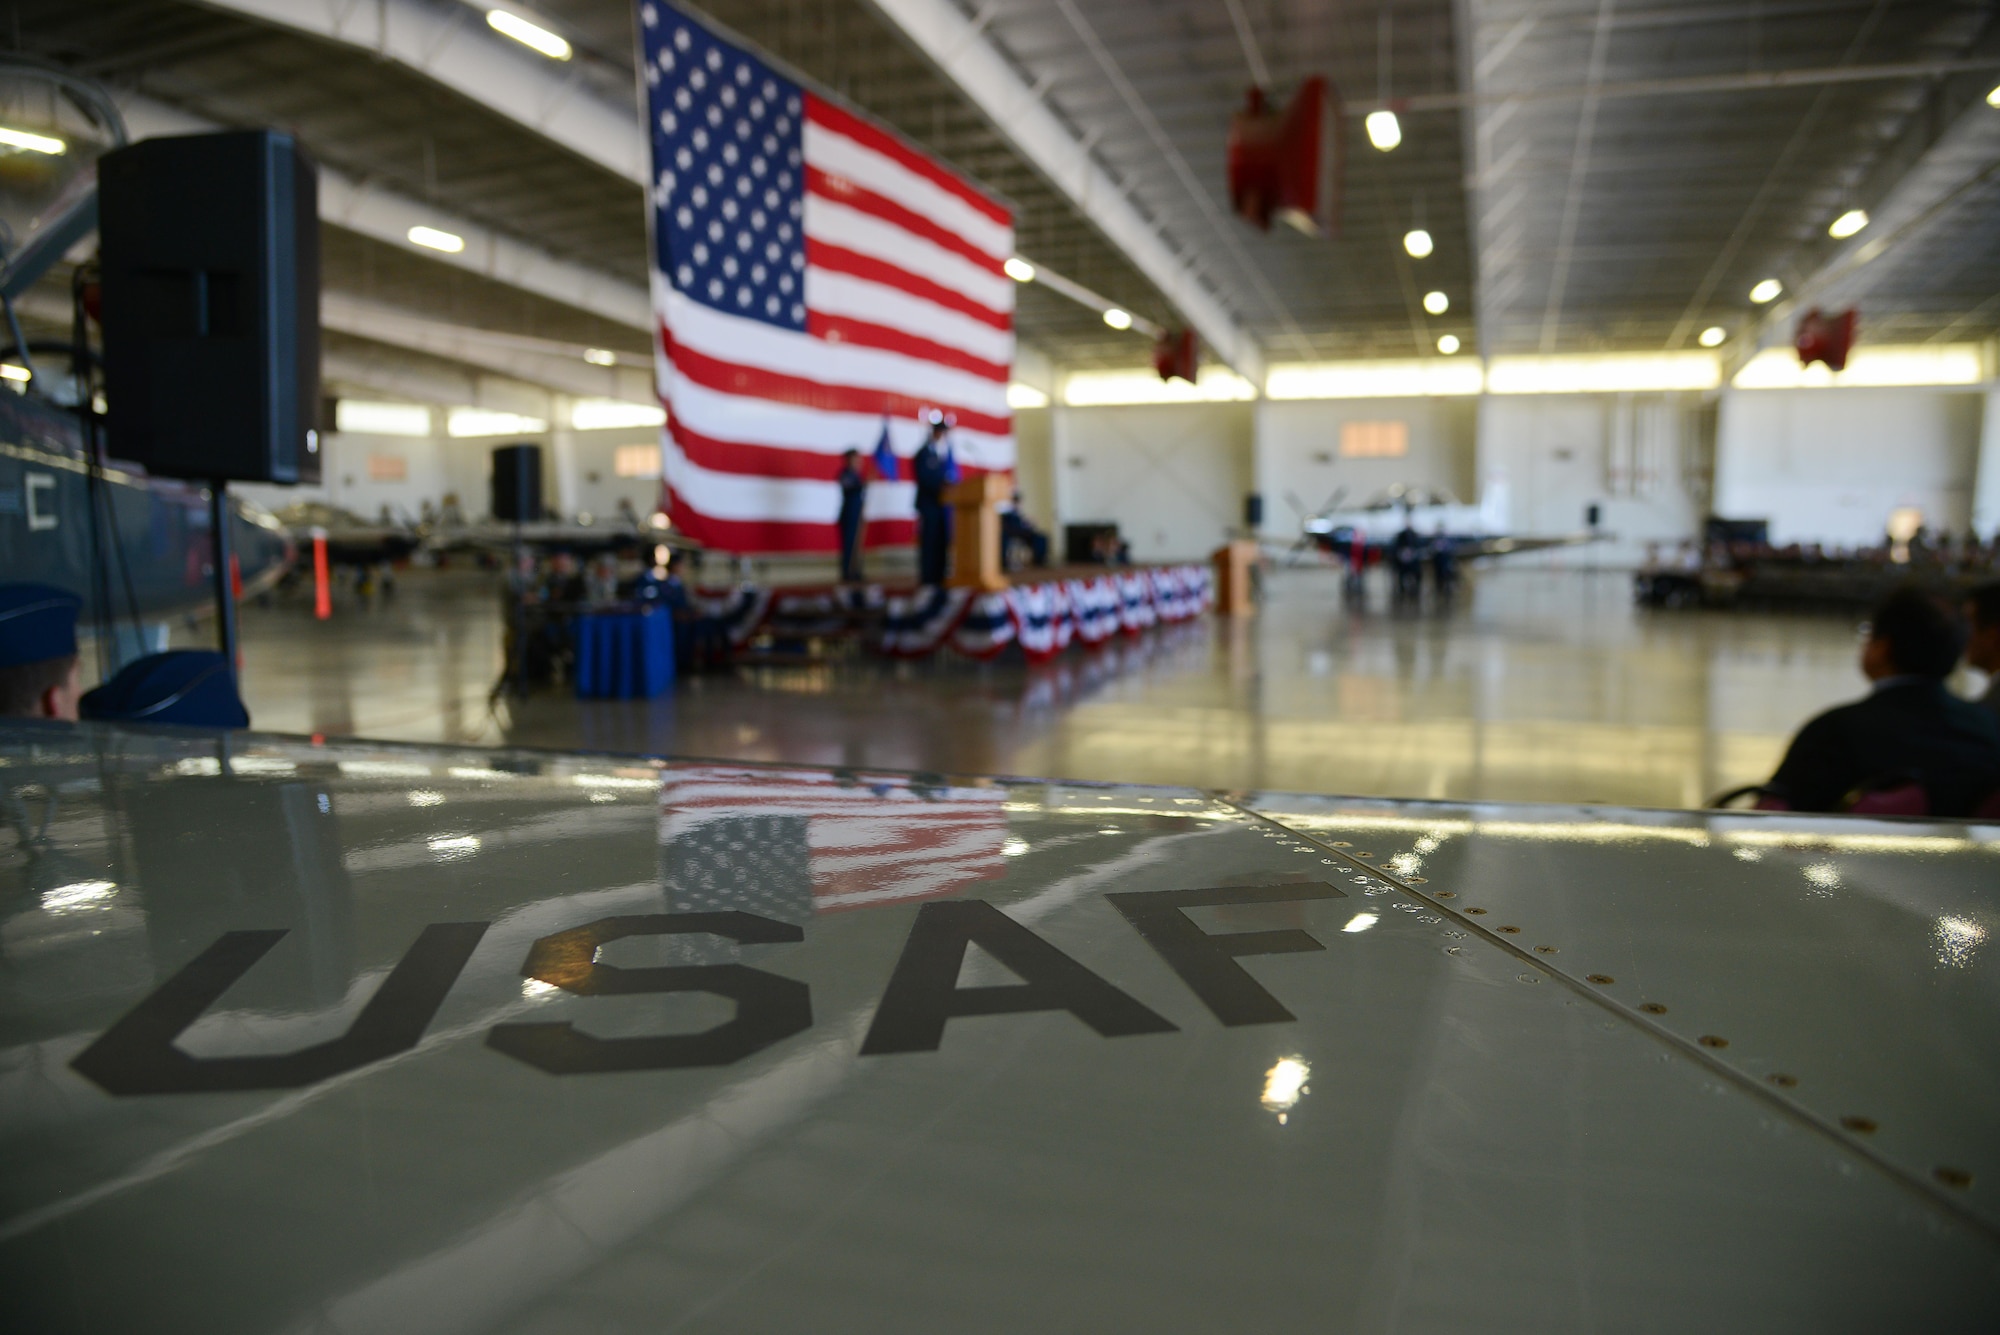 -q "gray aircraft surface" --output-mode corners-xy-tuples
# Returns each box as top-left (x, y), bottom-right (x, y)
(1, 722), (1995, 1330)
